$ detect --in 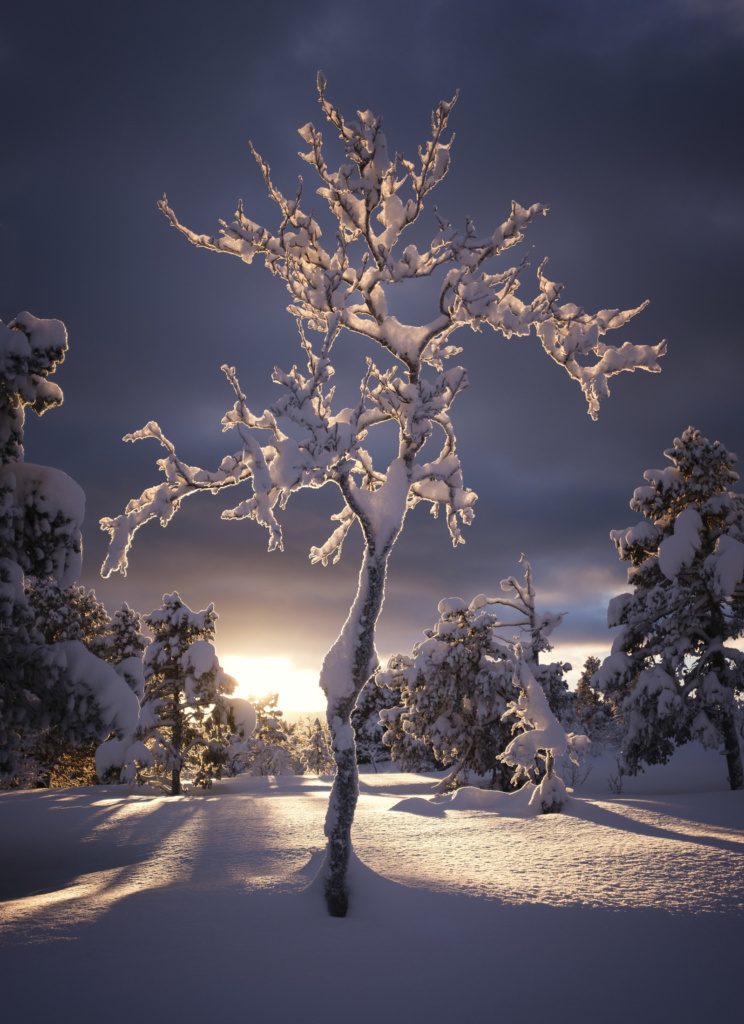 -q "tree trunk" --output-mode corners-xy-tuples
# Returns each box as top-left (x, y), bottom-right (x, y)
(321, 549), (391, 916)
(170, 693), (182, 796)
(720, 709), (744, 791)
